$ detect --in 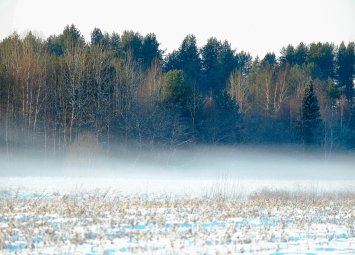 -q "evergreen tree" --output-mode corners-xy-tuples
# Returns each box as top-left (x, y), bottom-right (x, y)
(47, 24), (84, 56)
(294, 42), (308, 66)
(47, 35), (64, 56)
(110, 32), (120, 55)
(178, 35), (201, 83)
(261, 52), (277, 68)
(161, 70), (194, 143)
(218, 40), (237, 86)
(2, 25), (355, 149)
(202, 90), (240, 143)
(62, 24), (84, 48)
(280, 45), (295, 65)
(163, 50), (180, 72)
(163, 34), (201, 83)
(91, 27), (104, 46)
(235, 51), (252, 75)
(162, 70), (192, 113)
(336, 42), (354, 102)
(141, 33), (162, 69)
(120, 30), (143, 62)
(201, 38), (237, 93)
(201, 37), (221, 92)
(300, 81), (321, 144)
(308, 42), (334, 80)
